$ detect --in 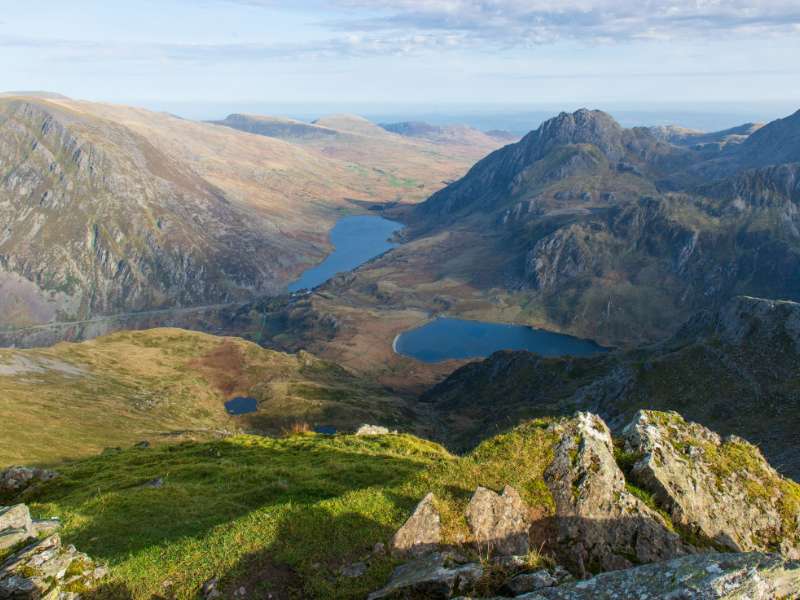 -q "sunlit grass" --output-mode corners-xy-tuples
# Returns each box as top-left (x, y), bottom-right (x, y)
(20, 421), (559, 599)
